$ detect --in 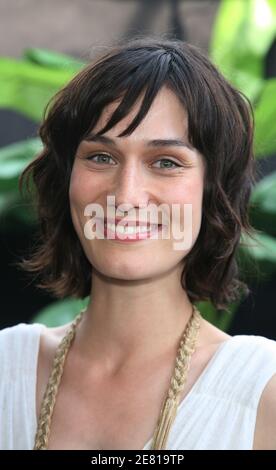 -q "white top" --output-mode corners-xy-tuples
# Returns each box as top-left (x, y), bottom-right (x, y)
(1, 322), (276, 450)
